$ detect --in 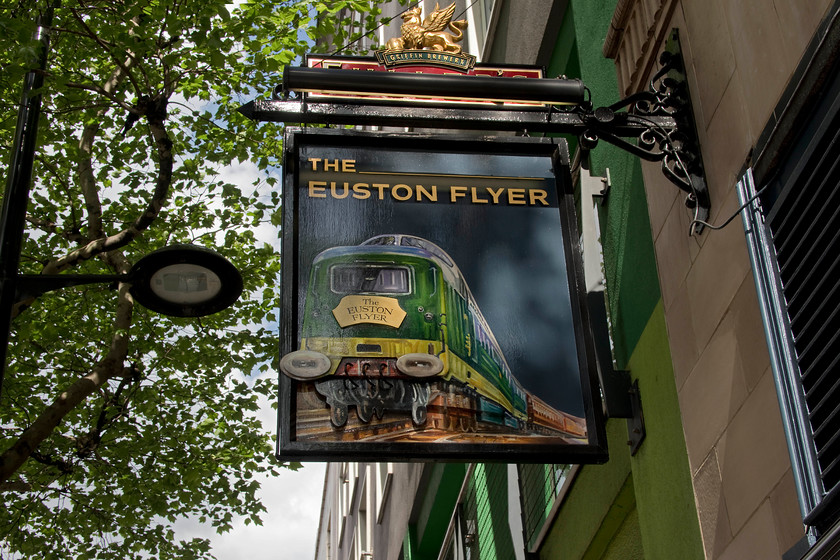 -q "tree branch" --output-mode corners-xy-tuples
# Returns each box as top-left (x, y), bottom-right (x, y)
(68, 7), (144, 97)
(30, 450), (74, 474)
(12, 95), (173, 318)
(0, 282), (135, 483)
(62, 13), (143, 248)
(47, 97), (172, 271)
(0, 481), (31, 492)
(61, 80), (134, 113)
